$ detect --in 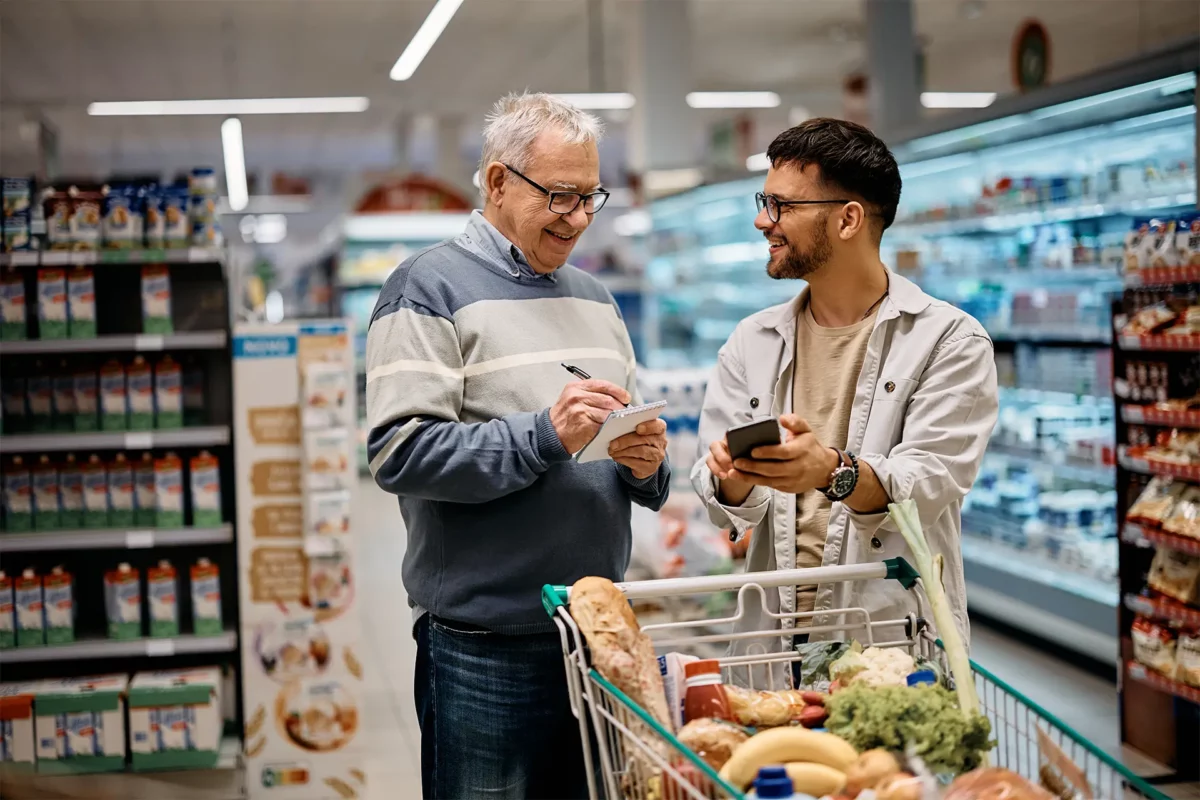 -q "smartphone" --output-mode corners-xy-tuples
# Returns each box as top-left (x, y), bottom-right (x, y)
(726, 418), (781, 461)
